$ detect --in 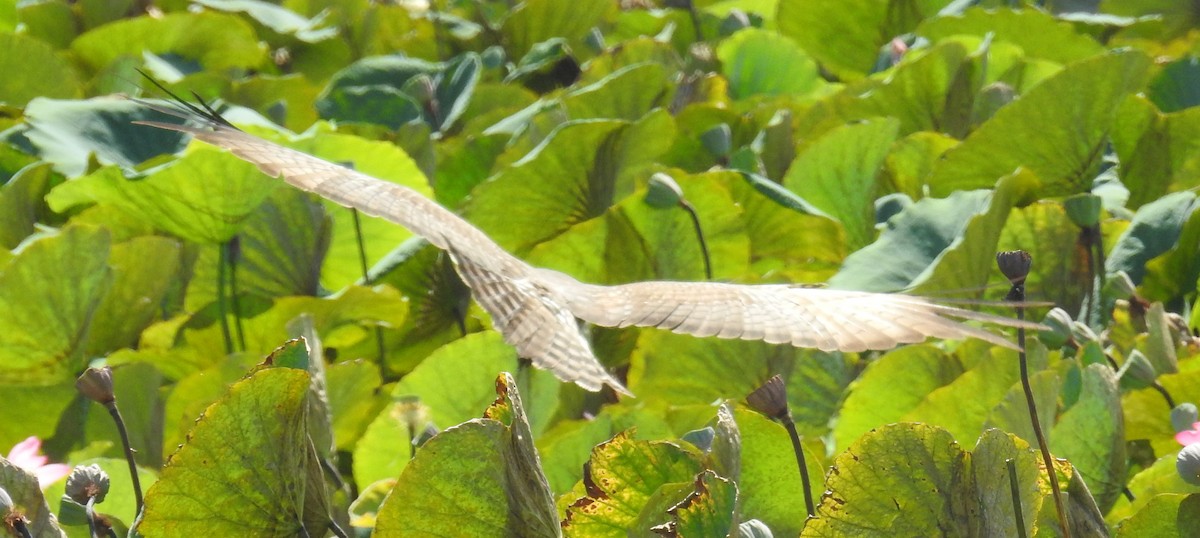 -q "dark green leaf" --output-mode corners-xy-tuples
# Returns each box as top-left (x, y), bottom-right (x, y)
(23, 98), (190, 177)
(1105, 191), (1198, 284)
